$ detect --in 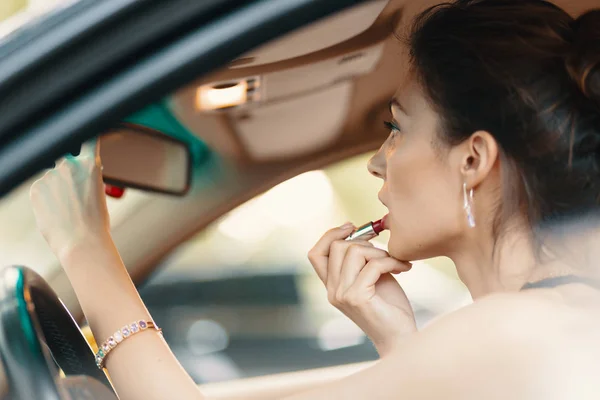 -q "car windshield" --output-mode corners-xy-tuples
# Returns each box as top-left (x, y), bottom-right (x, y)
(0, 0), (80, 42)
